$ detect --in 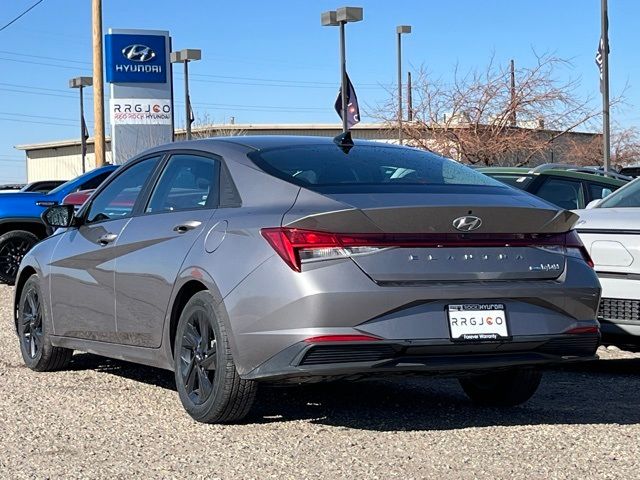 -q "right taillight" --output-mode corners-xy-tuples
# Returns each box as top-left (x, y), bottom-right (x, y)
(564, 230), (594, 268)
